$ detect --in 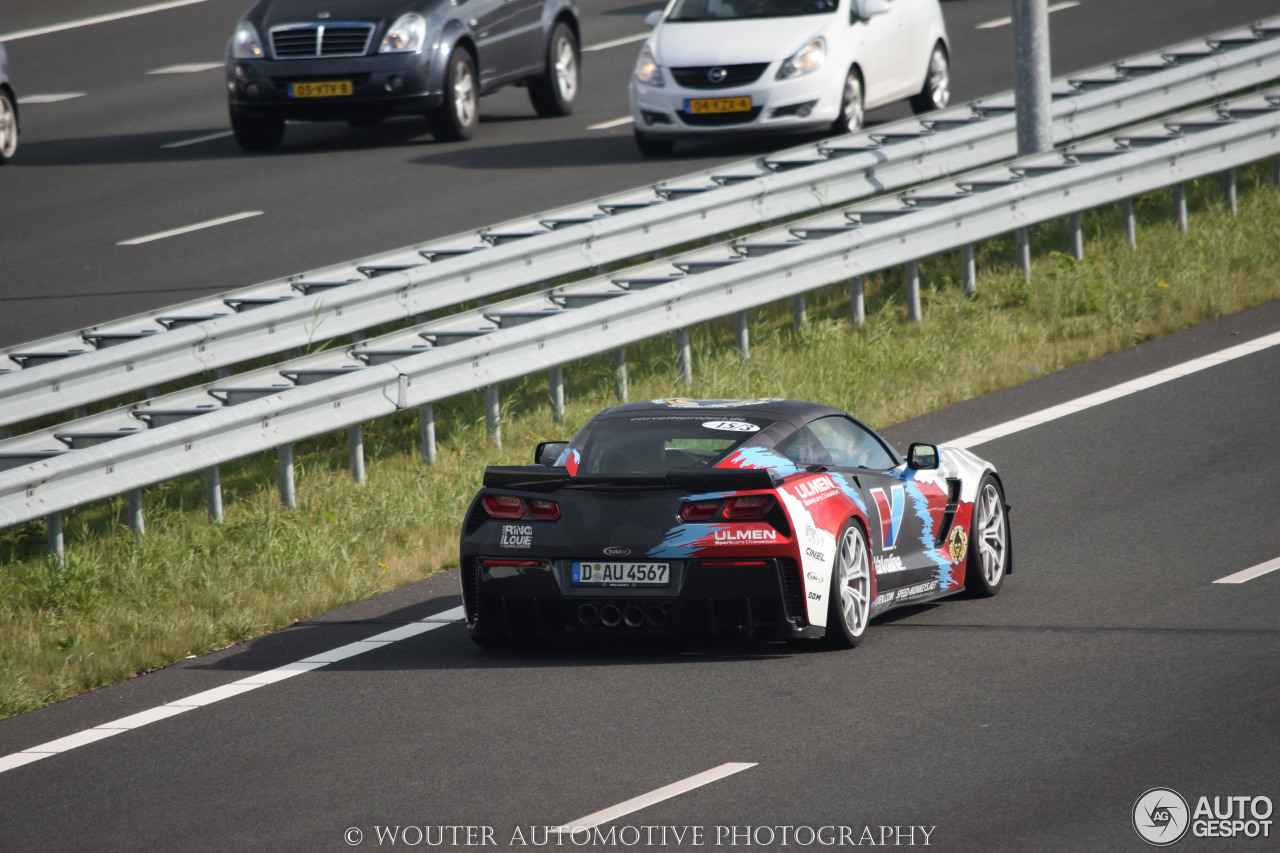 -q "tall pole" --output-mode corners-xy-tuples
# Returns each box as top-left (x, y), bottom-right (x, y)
(1012, 0), (1052, 156)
